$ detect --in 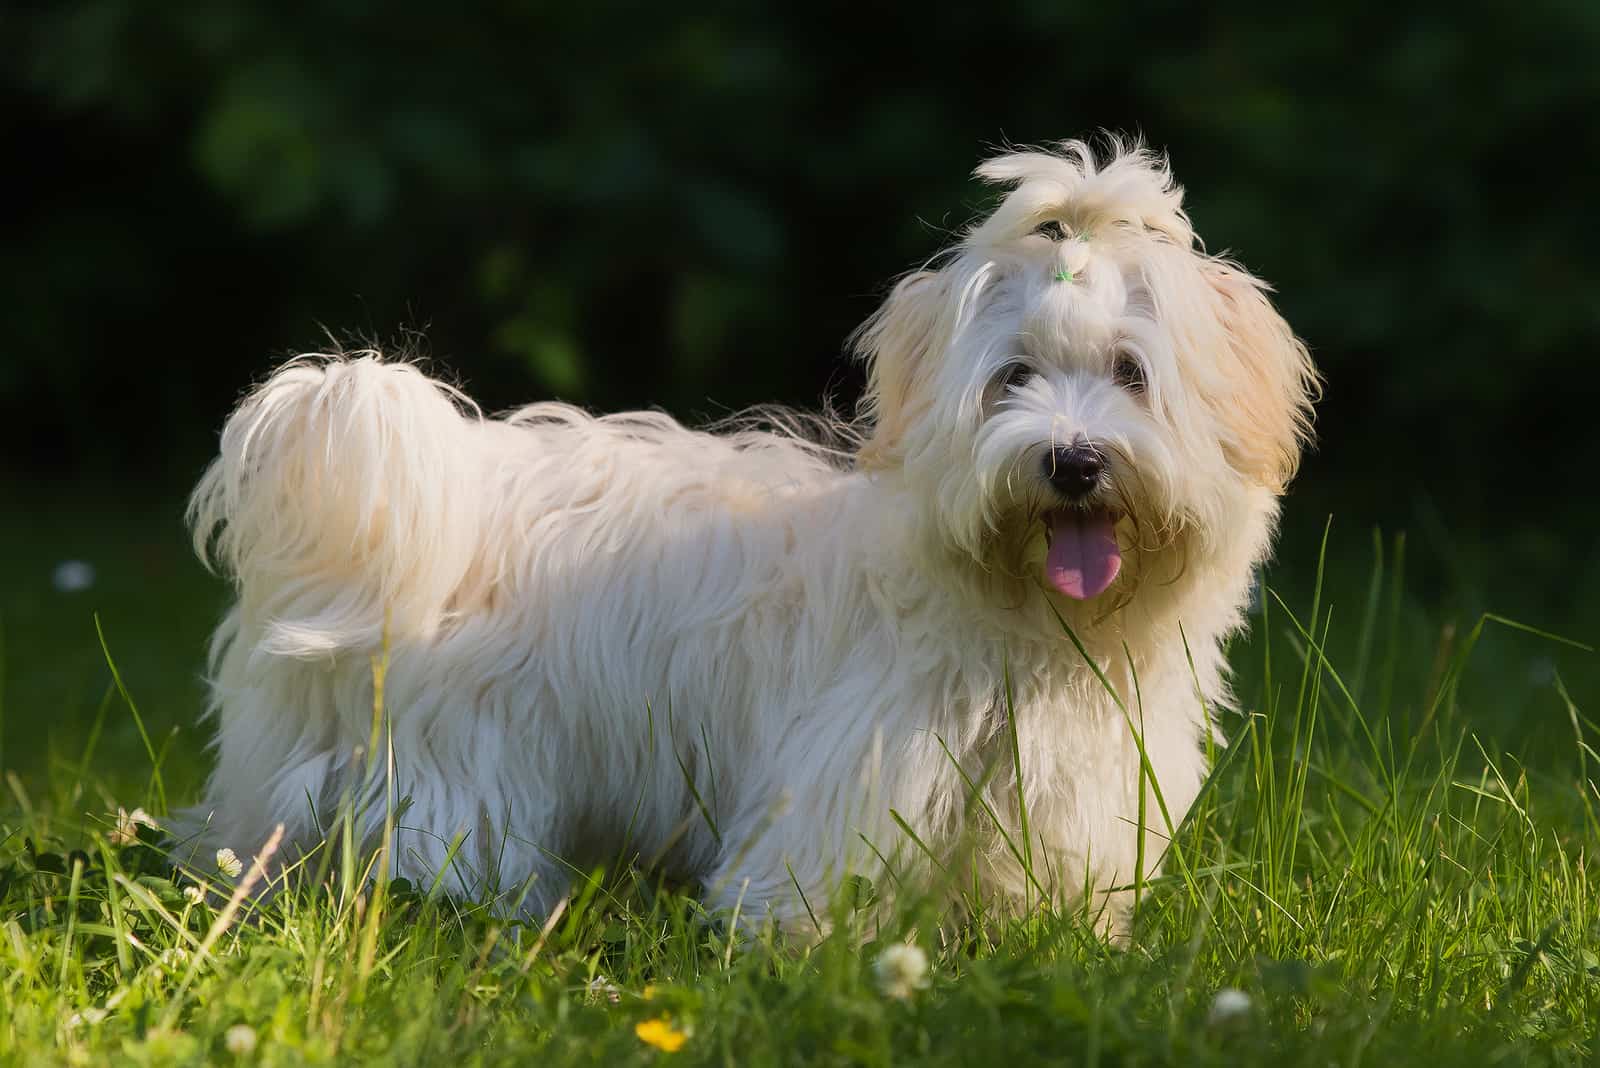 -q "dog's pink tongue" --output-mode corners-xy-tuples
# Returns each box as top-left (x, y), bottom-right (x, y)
(1045, 511), (1122, 600)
